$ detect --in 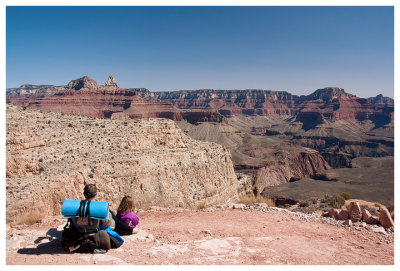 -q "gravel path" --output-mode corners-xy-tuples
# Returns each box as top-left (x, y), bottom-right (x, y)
(6, 205), (394, 265)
